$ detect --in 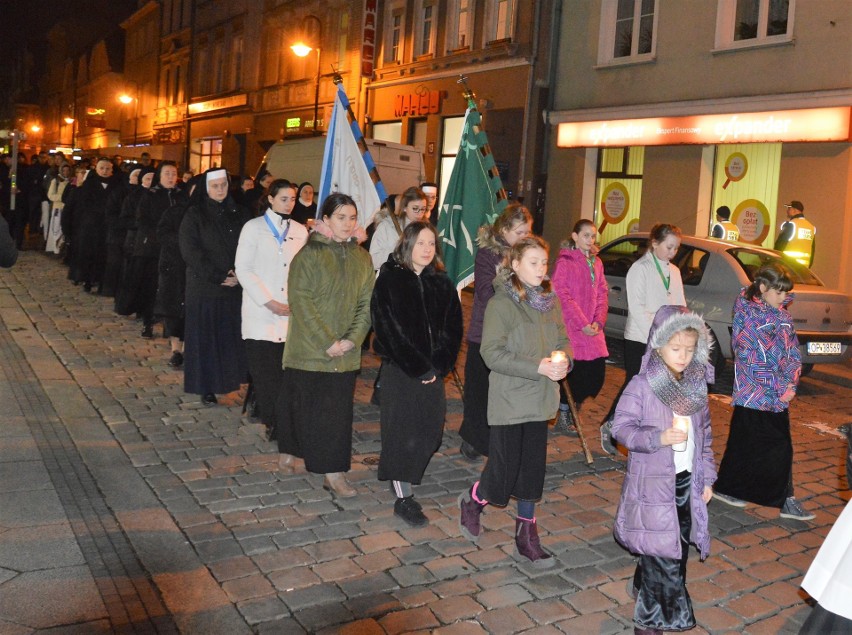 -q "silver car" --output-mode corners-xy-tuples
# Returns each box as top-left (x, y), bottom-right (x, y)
(598, 233), (852, 376)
